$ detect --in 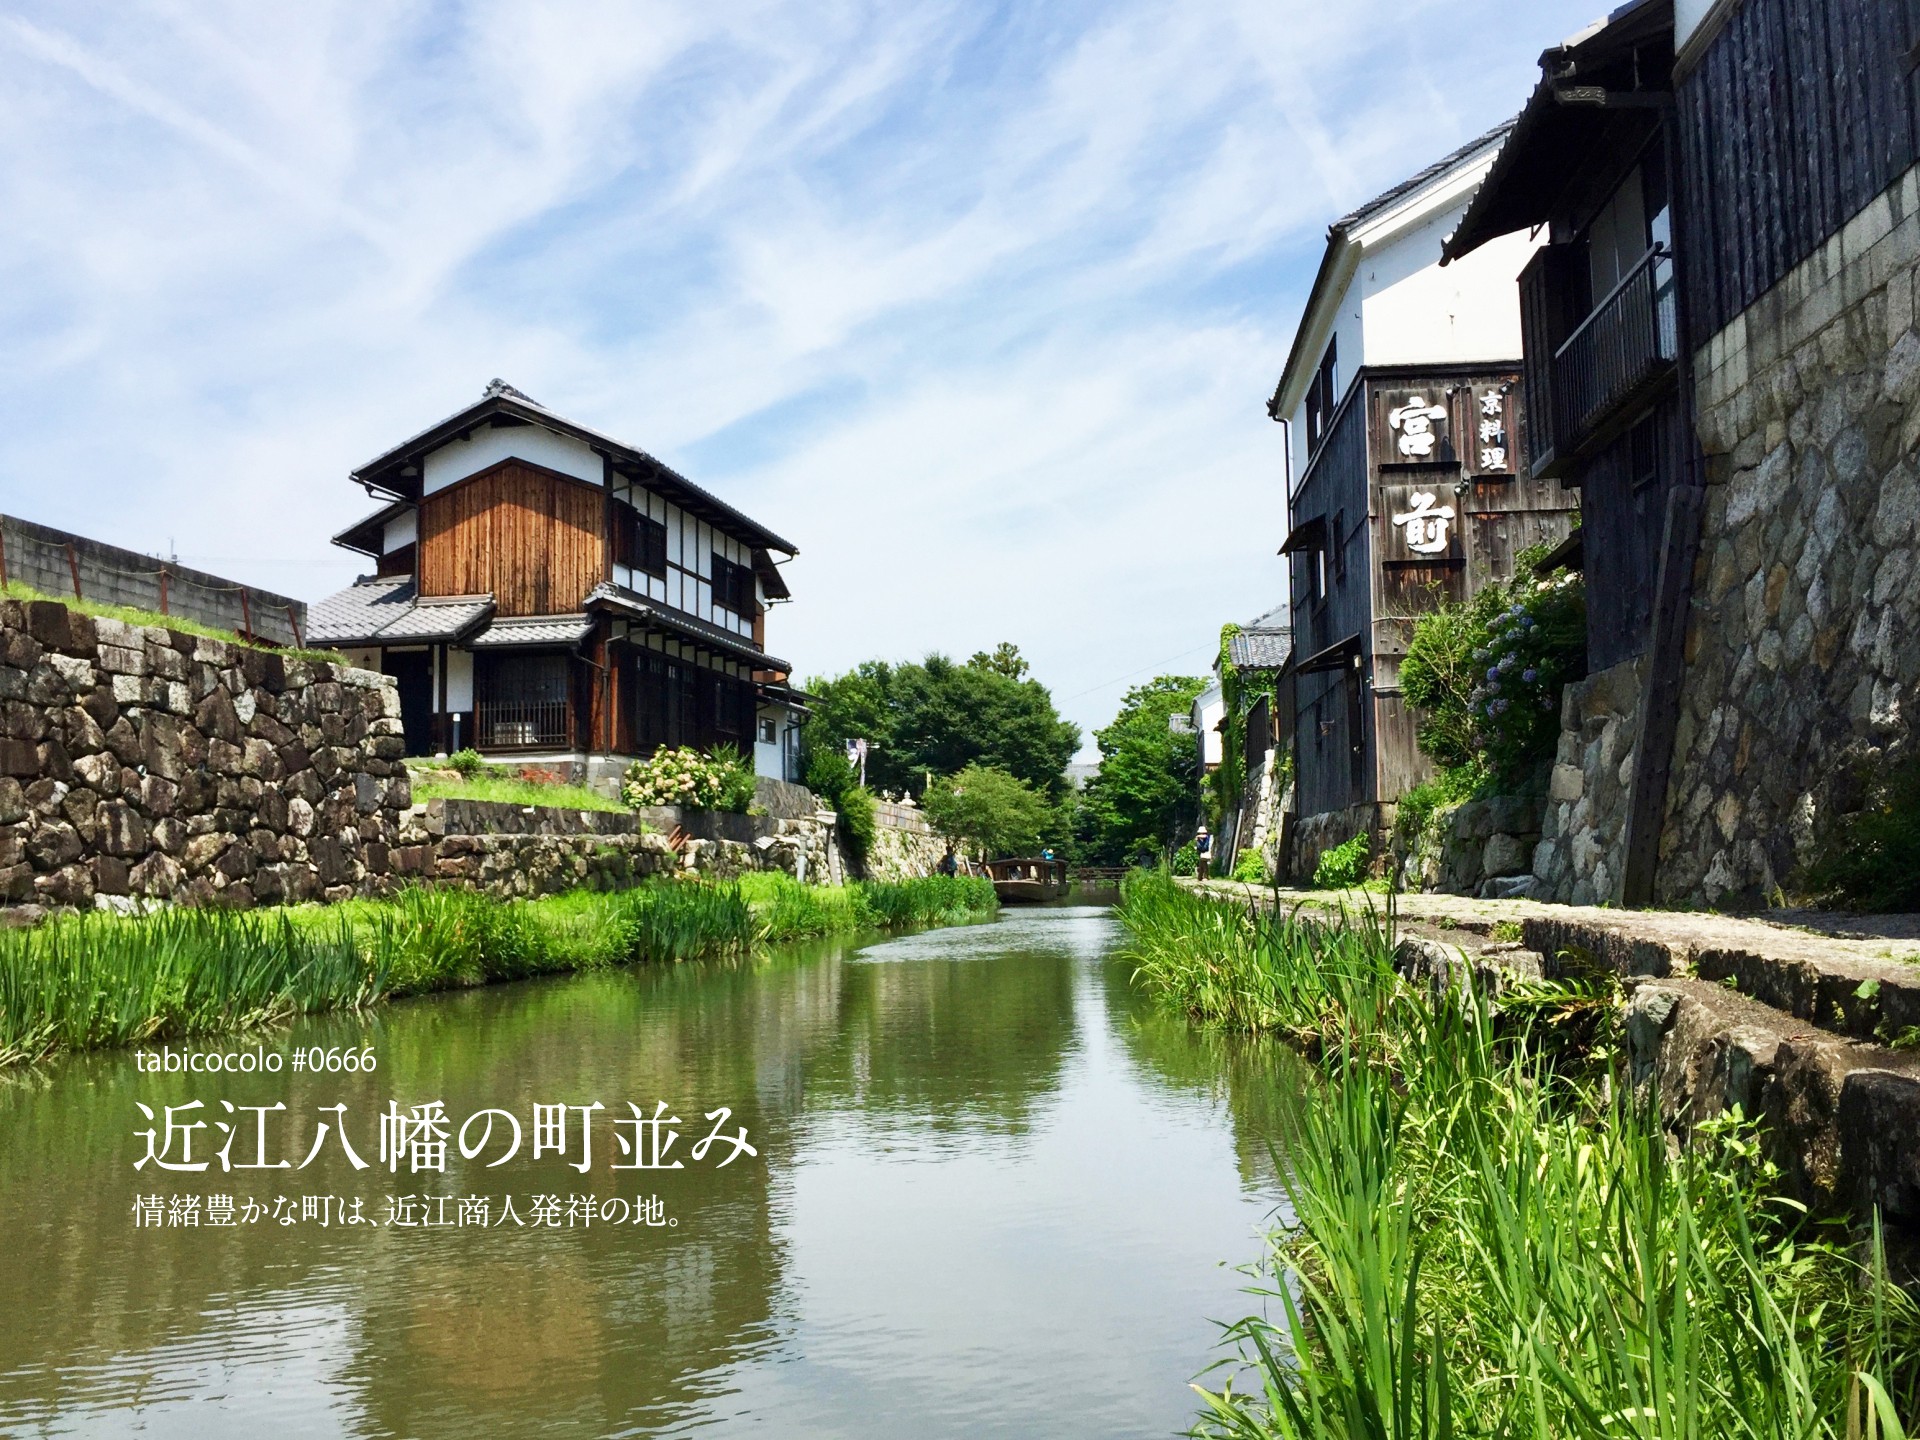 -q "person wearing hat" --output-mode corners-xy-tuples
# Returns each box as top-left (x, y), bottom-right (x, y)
(1195, 825), (1212, 882)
